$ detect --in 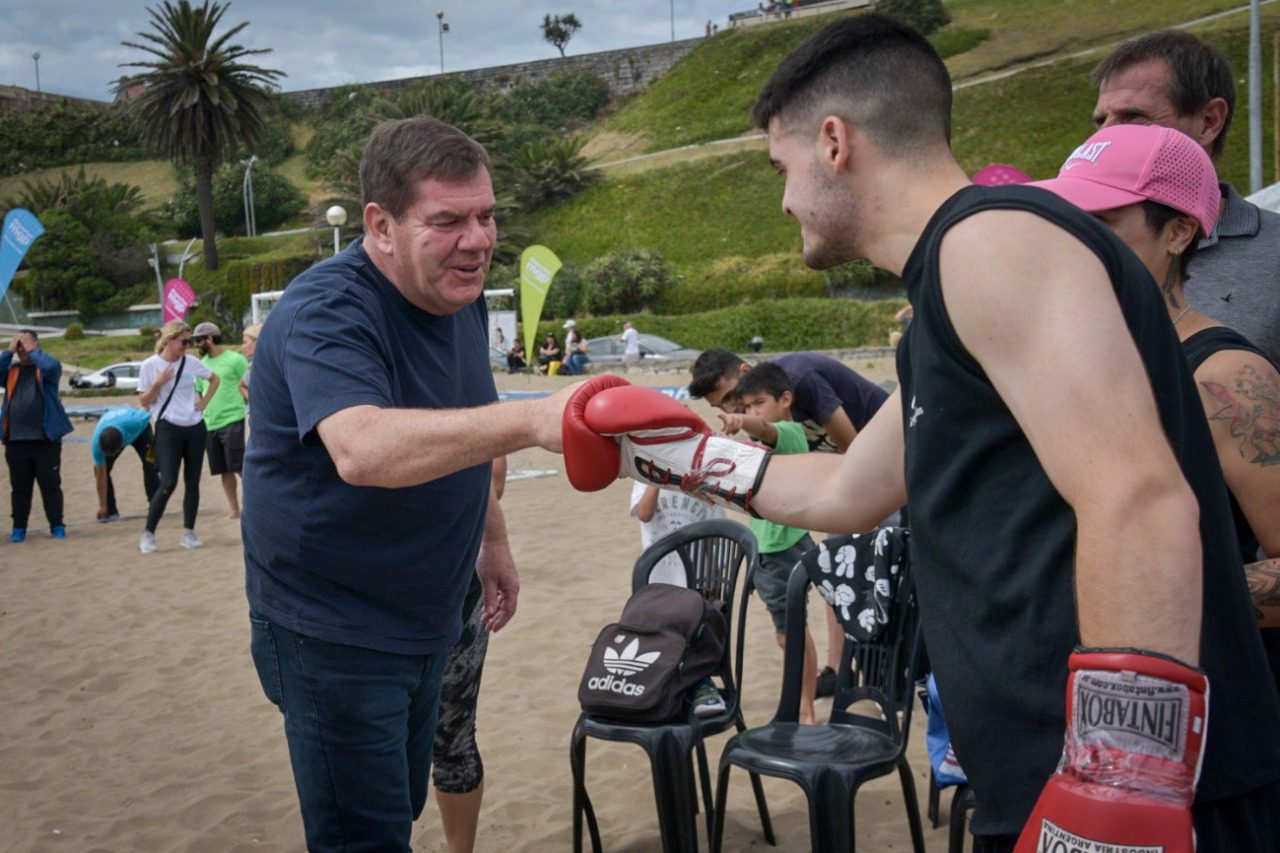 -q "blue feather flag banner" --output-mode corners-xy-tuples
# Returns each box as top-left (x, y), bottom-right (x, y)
(0, 208), (45, 302)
